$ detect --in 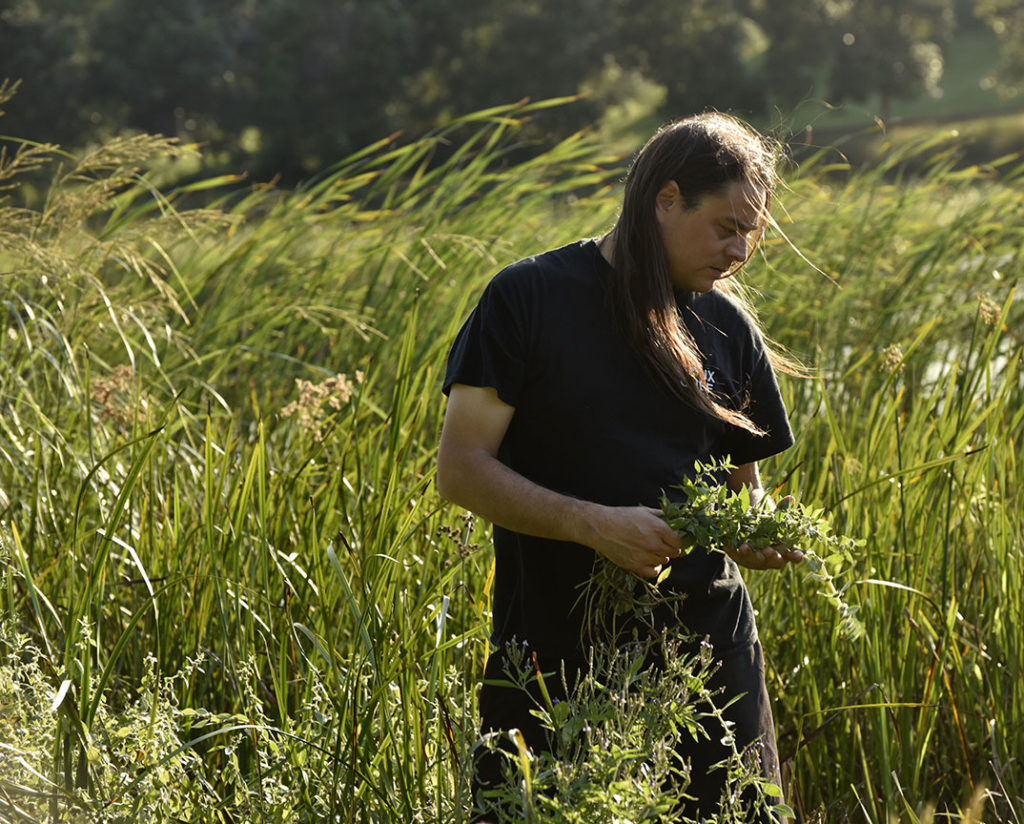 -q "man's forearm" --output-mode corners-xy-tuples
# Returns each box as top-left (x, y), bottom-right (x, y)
(437, 446), (595, 545)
